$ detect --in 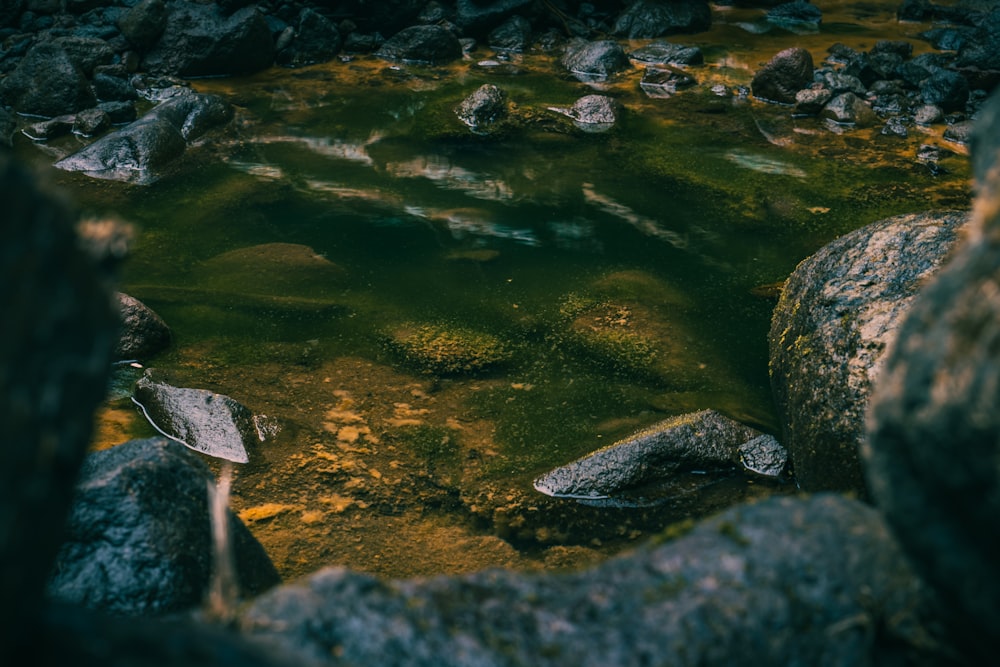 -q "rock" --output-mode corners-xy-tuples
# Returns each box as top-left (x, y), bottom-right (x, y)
(639, 65), (696, 98)
(115, 292), (171, 361)
(913, 103), (944, 125)
(821, 92), (879, 127)
(142, 1), (274, 77)
(276, 7), (342, 67)
(47, 437), (280, 616)
(533, 409), (778, 501)
(0, 40), (97, 117)
(629, 41), (703, 66)
(93, 72), (138, 102)
(488, 14), (532, 52)
(750, 46), (814, 104)
(766, 0), (822, 31)
(0, 153), (118, 653)
(197, 242), (346, 299)
(455, 83), (508, 133)
(612, 0), (711, 39)
(455, 0), (534, 37)
(54, 90), (234, 184)
(374, 24), (463, 65)
(561, 39), (631, 82)
(738, 434), (788, 477)
(118, 0), (167, 50)
(23, 115), (76, 141)
(793, 86), (832, 115)
(769, 210), (969, 494)
(549, 94), (619, 131)
(241, 494), (950, 666)
(943, 119), (974, 145)
(133, 371), (258, 464)
(0, 105), (16, 147)
(384, 322), (510, 375)
(920, 69), (970, 112)
(865, 88), (1000, 664)
(72, 108), (110, 136)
